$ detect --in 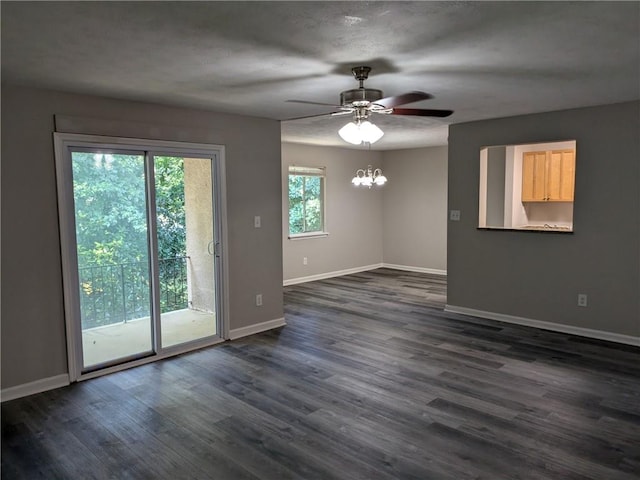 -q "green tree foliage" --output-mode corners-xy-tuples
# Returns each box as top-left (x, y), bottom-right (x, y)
(289, 174), (322, 234)
(72, 153), (188, 327)
(154, 156), (186, 259)
(72, 152), (149, 267)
